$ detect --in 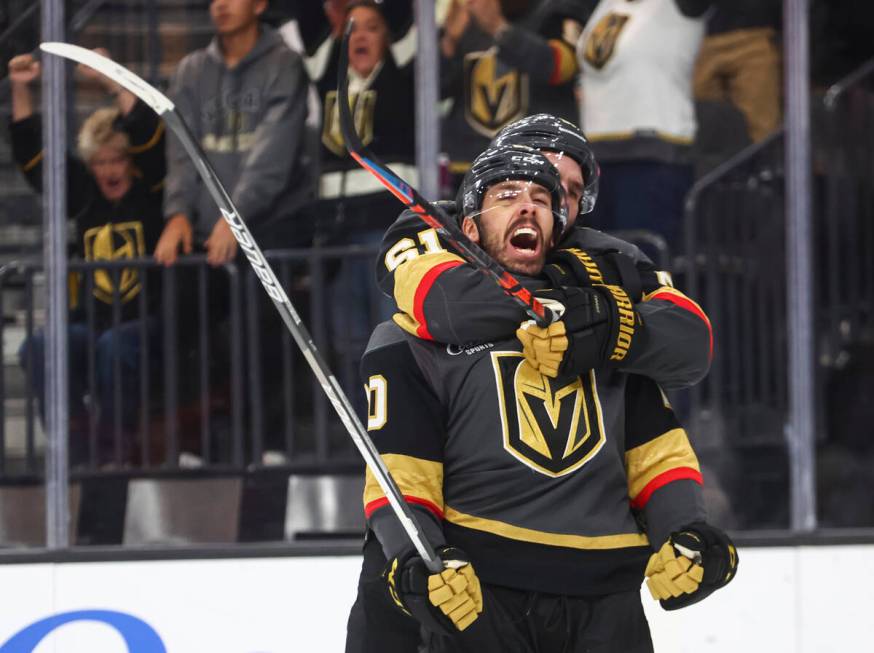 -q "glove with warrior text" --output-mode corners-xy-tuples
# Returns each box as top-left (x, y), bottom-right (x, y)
(516, 285), (640, 378)
(645, 522), (738, 611)
(544, 247), (647, 302)
(385, 545), (484, 635)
